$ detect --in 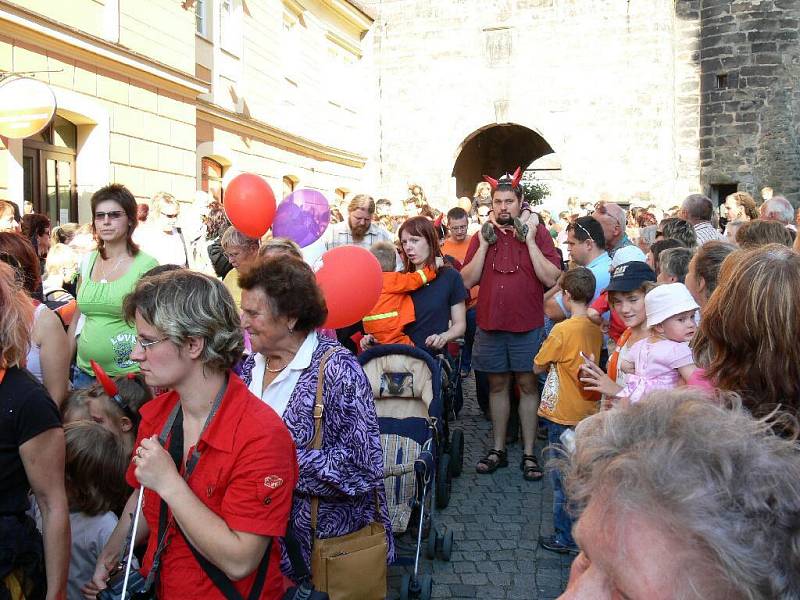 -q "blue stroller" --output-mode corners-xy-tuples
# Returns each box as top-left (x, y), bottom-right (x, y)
(358, 345), (463, 600)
